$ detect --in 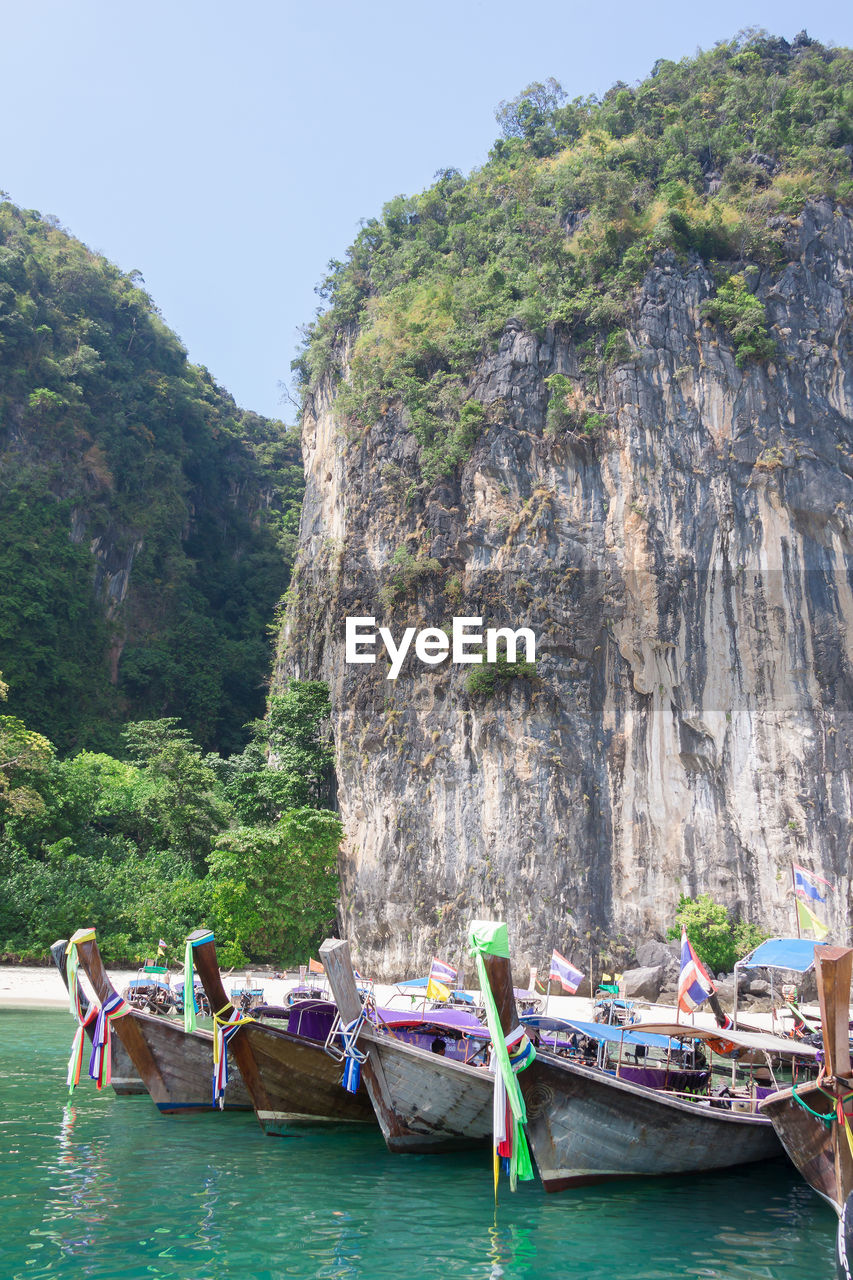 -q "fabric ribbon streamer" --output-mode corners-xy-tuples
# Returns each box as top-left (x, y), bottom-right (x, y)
(88, 993), (130, 1089)
(212, 1004), (255, 1109)
(65, 928), (99, 1094)
(338, 1013), (368, 1094)
(183, 931), (213, 1034)
(468, 920), (536, 1196)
